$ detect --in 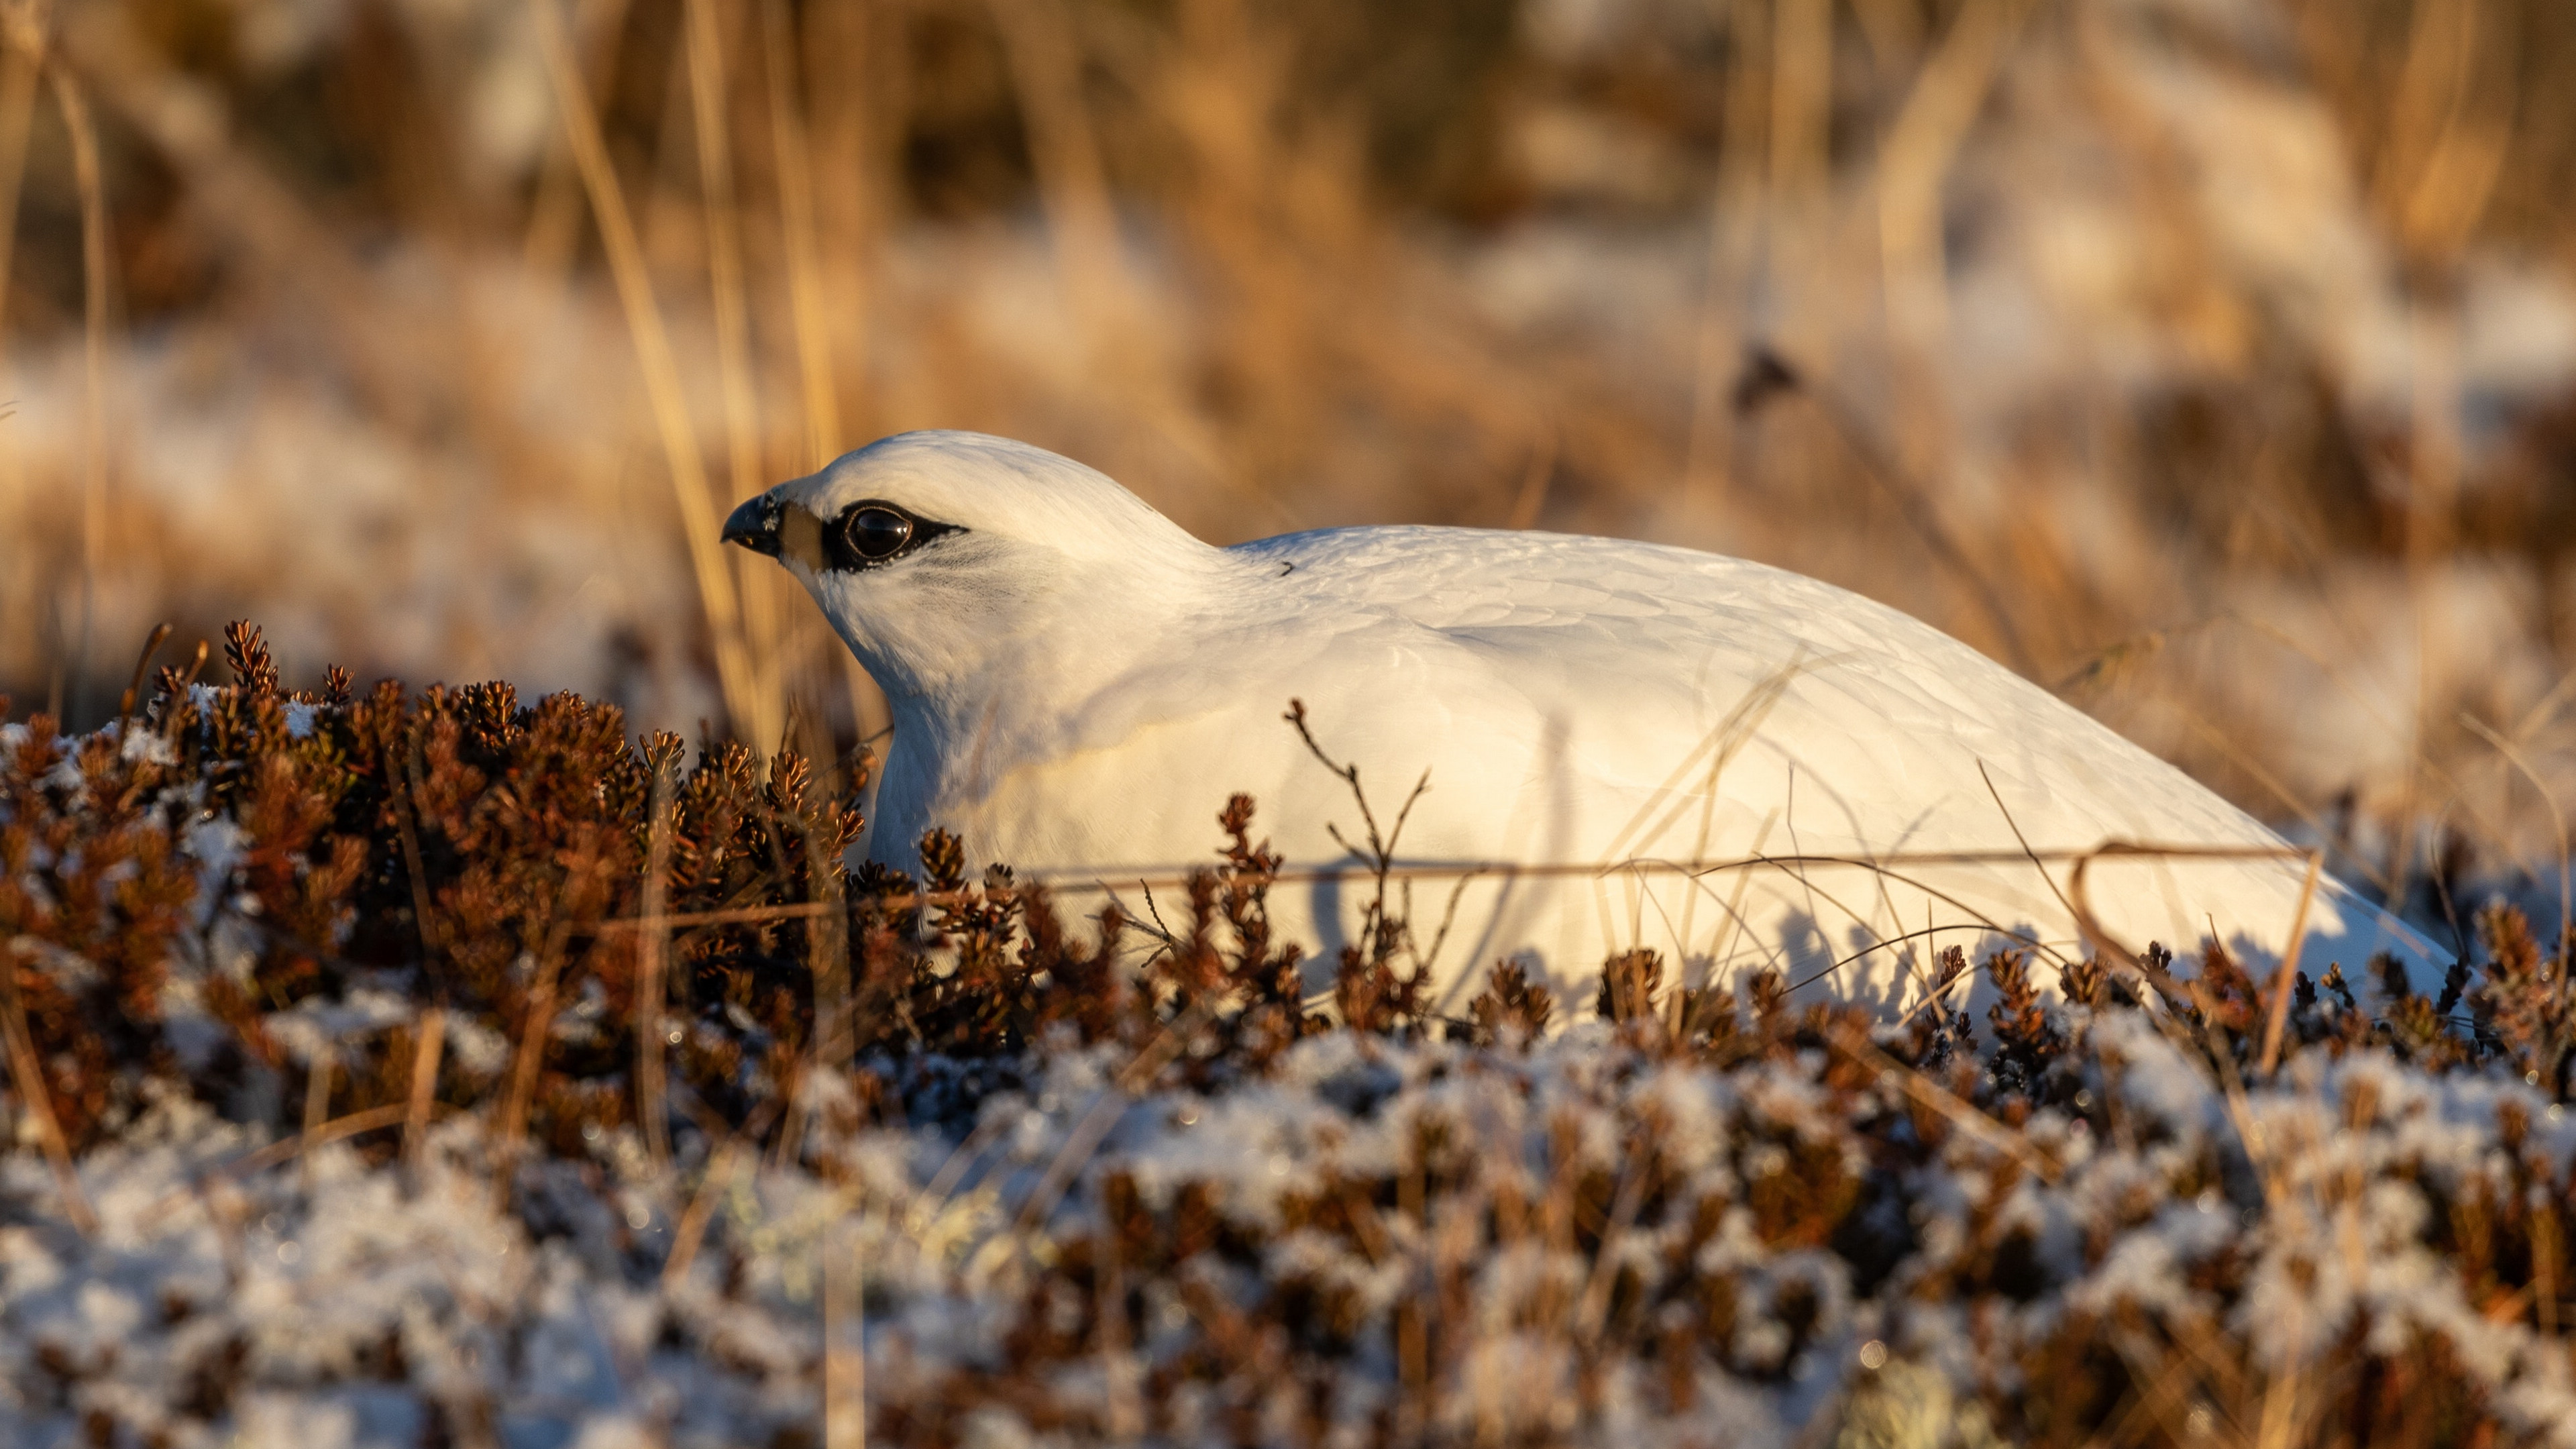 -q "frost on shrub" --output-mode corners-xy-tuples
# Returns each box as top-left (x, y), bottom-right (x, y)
(5, 624), (2576, 1447)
